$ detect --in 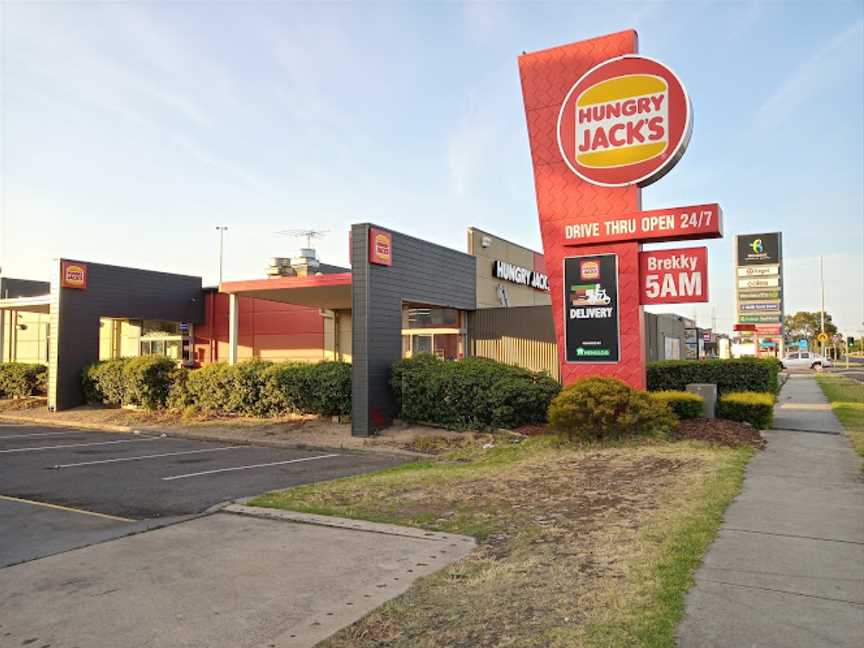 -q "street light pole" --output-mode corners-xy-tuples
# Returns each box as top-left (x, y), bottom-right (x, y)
(216, 226), (228, 285)
(819, 255), (825, 356)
